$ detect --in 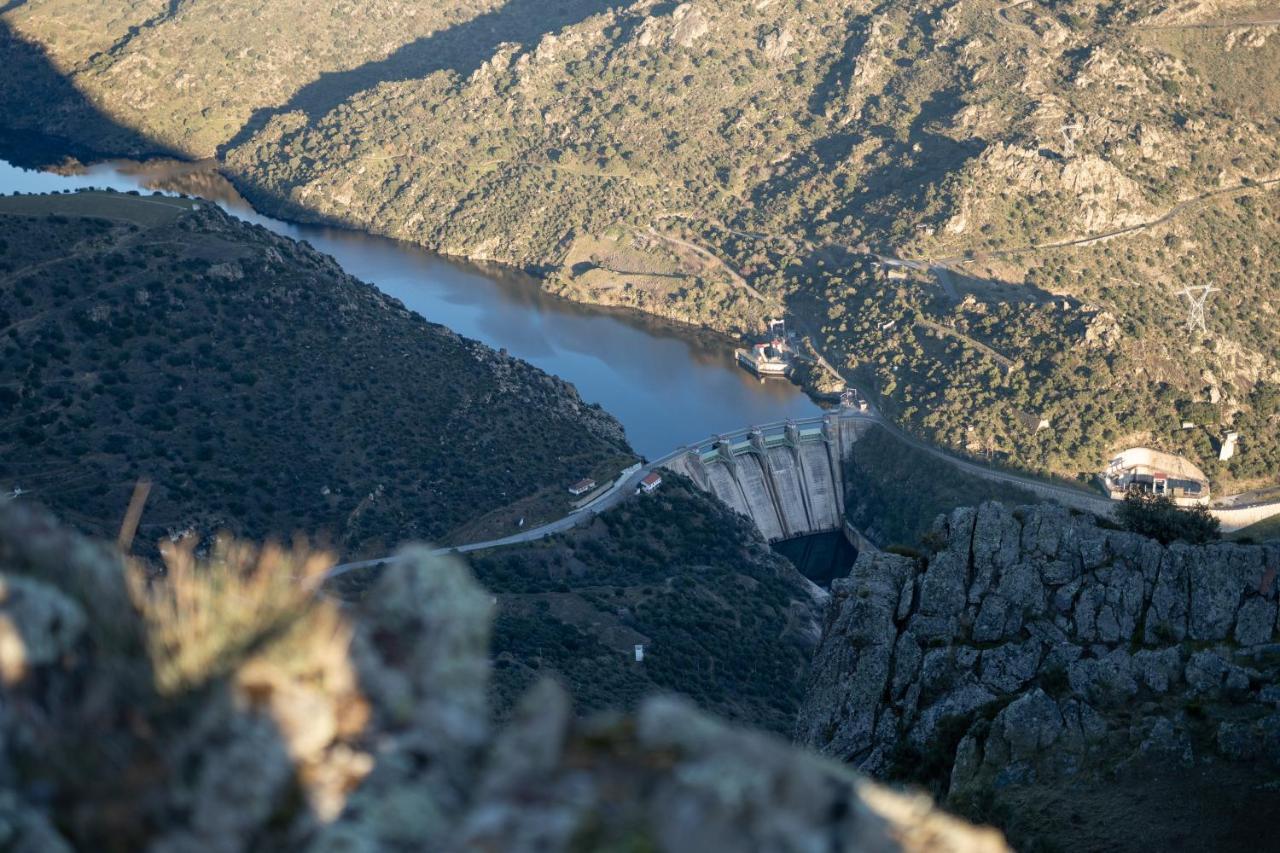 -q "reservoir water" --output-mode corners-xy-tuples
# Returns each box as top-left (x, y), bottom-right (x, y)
(0, 158), (821, 459)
